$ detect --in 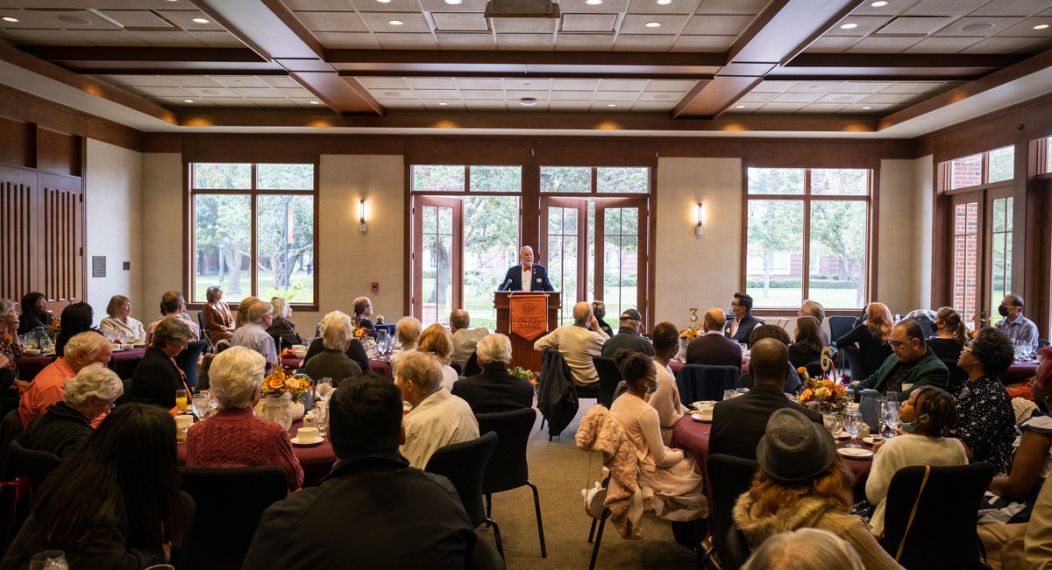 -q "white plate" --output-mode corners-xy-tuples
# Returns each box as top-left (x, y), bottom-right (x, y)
(832, 430), (850, 439)
(23, 349), (42, 356)
(862, 436), (886, 445)
(291, 437), (324, 447)
(837, 447), (874, 459)
(691, 412), (712, 423)
(691, 401), (716, 410)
